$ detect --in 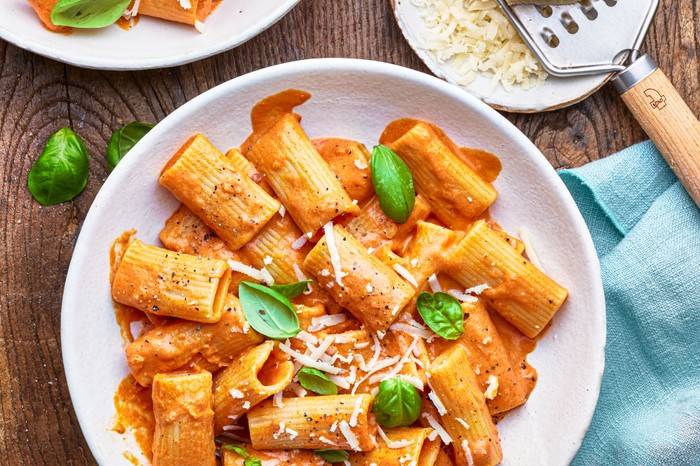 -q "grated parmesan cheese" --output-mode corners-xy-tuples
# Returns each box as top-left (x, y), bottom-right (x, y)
(484, 374), (499, 399)
(411, 0), (548, 94)
(308, 314), (347, 332)
(462, 439), (476, 466)
(227, 260), (273, 285)
(179, 0), (192, 9)
(242, 401), (251, 410)
(292, 234), (308, 250)
(349, 397), (364, 427)
(319, 436), (338, 446)
(427, 273), (442, 292)
(394, 263), (419, 288)
(194, 20), (206, 34)
(229, 388), (244, 399)
(518, 226), (545, 272)
(273, 390), (284, 407)
(377, 426), (415, 449)
(456, 417), (471, 430)
(324, 222), (346, 287)
(422, 413), (452, 444)
(448, 289), (479, 303)
(278, 342), (342, 374)
(465, 283), (490, 295)
(428, 386), (447, 416)
(279, 205), (286, 217)
(339, 420), (361, 451)
(354, 158), (368, 170)
(286, 427), (299, 439)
